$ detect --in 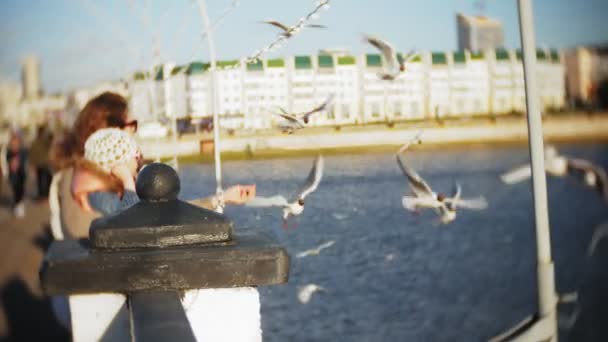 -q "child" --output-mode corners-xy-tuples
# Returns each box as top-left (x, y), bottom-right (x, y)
(76, 127), (255, 216)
